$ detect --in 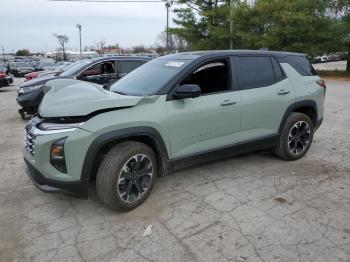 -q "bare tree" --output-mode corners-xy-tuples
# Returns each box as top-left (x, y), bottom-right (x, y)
(53, 34), (69, 61)
(132, 45), (147, 54)
(95, 39), (106, 55)
(155, 31), (188, 54)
